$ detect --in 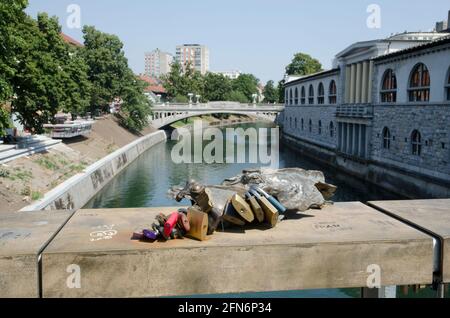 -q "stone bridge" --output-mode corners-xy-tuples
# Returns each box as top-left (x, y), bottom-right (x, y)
(149, 102), (285, 129)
